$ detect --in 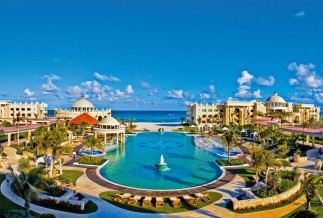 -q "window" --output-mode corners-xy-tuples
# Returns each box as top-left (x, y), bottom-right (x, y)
(202, 109), (206, 112)
(22, 108), (25, 111)
(27, 108), (31, 111)
(208, 109), (212, 112)
(220, 110), (223, 112)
